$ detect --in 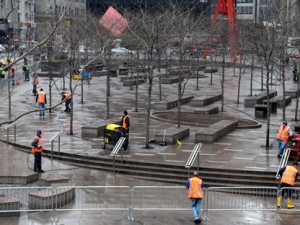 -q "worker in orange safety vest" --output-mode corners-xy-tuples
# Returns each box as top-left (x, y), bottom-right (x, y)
(31, 130), (45, 173)
(186, 172), (204, 224)
(61, 92), (71, 113)
(36, 88), (47, 117)
(277, 161), (298, 209)
(121, 110), (130, 150)
(277, 120), (293, 158)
